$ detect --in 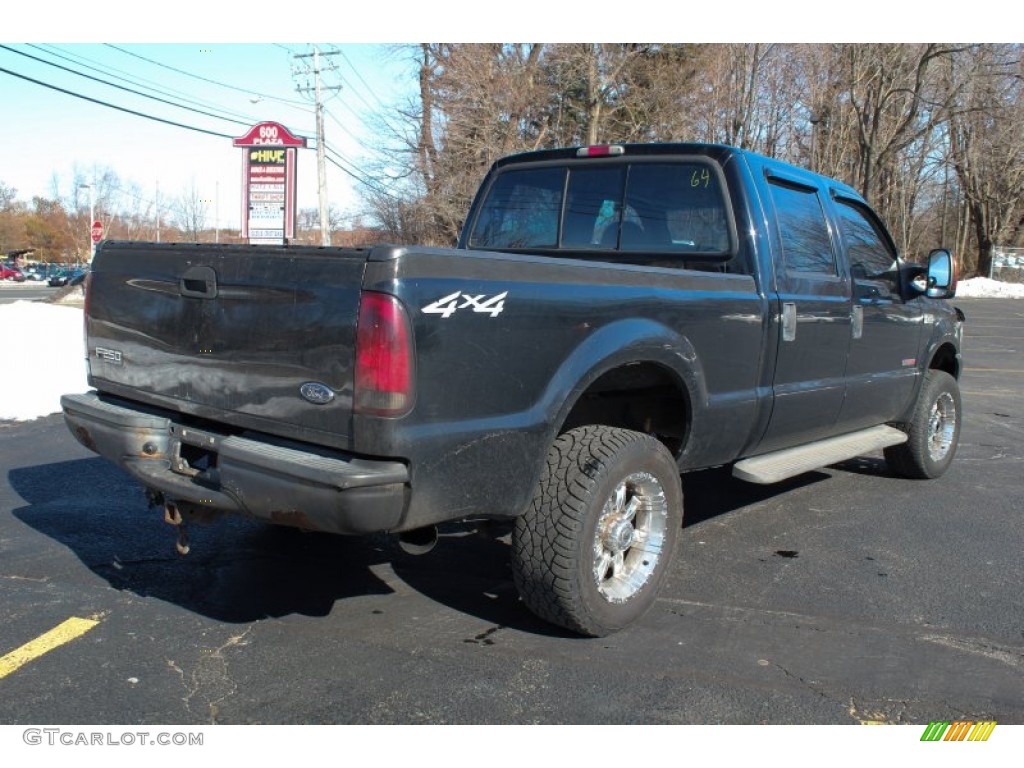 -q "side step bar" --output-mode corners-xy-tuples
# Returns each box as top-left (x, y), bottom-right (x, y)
(732, 425), (908, 485)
